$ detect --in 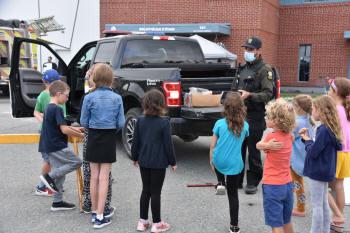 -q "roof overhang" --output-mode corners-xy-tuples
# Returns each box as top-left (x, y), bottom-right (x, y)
(105, 23), (231, 36)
